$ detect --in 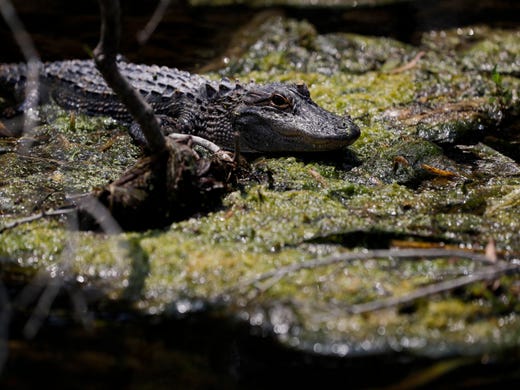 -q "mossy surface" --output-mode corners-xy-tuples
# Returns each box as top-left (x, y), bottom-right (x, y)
(1, 16), (519, 366)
